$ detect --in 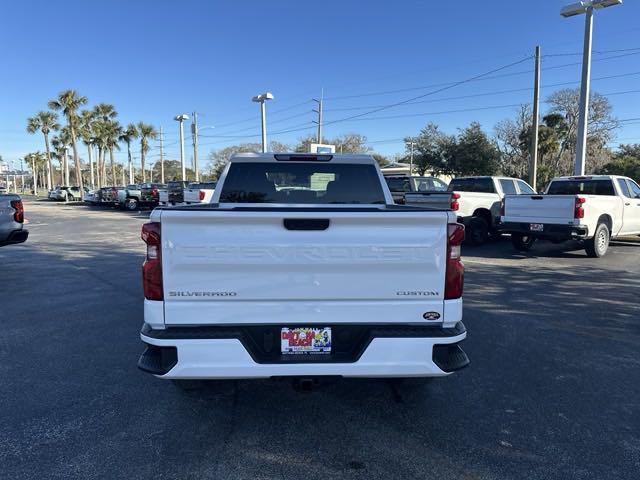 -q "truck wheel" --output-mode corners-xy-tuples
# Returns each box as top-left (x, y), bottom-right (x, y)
(467, 217), (489, 246)
(125, 198), (139, 211)
(511, 233), (535, 252)
(585, 223), (609, 258)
